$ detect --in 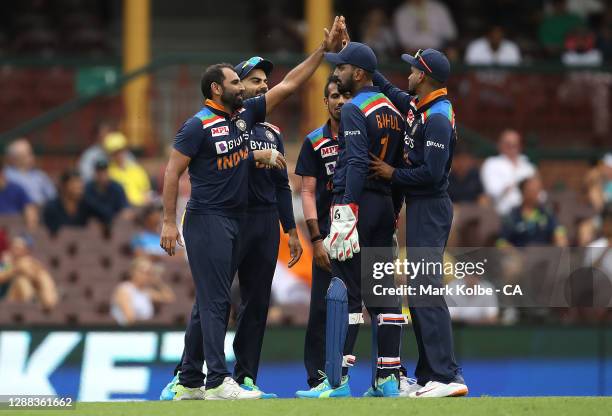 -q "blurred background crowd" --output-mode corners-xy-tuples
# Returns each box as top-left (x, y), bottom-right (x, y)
(1, 0), (611, 329)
